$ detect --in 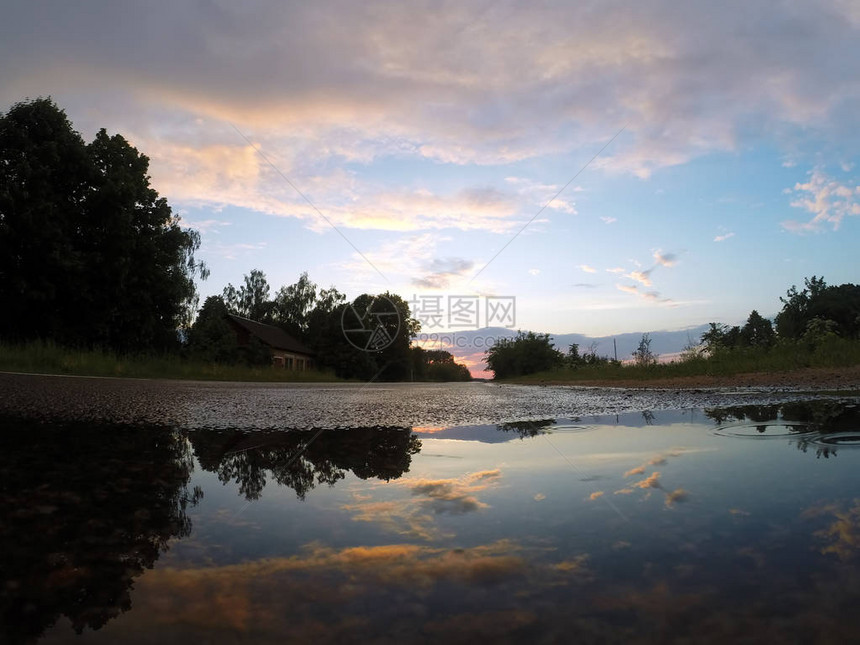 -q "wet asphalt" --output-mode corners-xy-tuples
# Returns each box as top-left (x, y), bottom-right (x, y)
(2, 372), (856, 430)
